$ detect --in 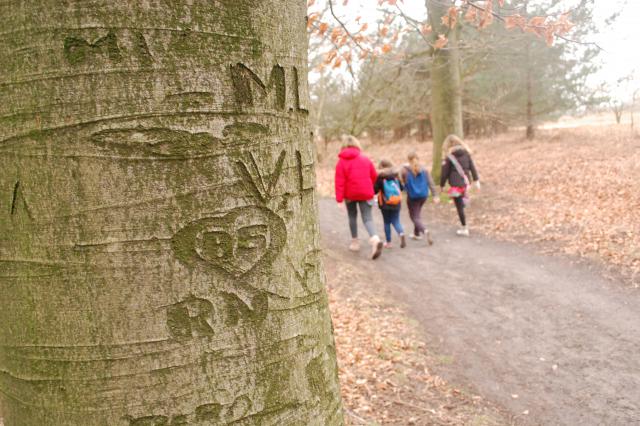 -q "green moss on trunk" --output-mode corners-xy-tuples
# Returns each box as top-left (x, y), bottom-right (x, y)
(0, 1), (343, 424)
